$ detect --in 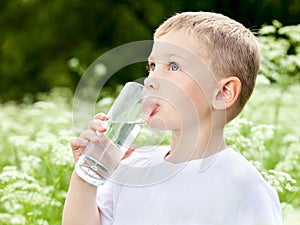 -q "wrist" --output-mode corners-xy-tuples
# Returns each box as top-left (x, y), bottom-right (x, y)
(71, 170), (97, 188)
